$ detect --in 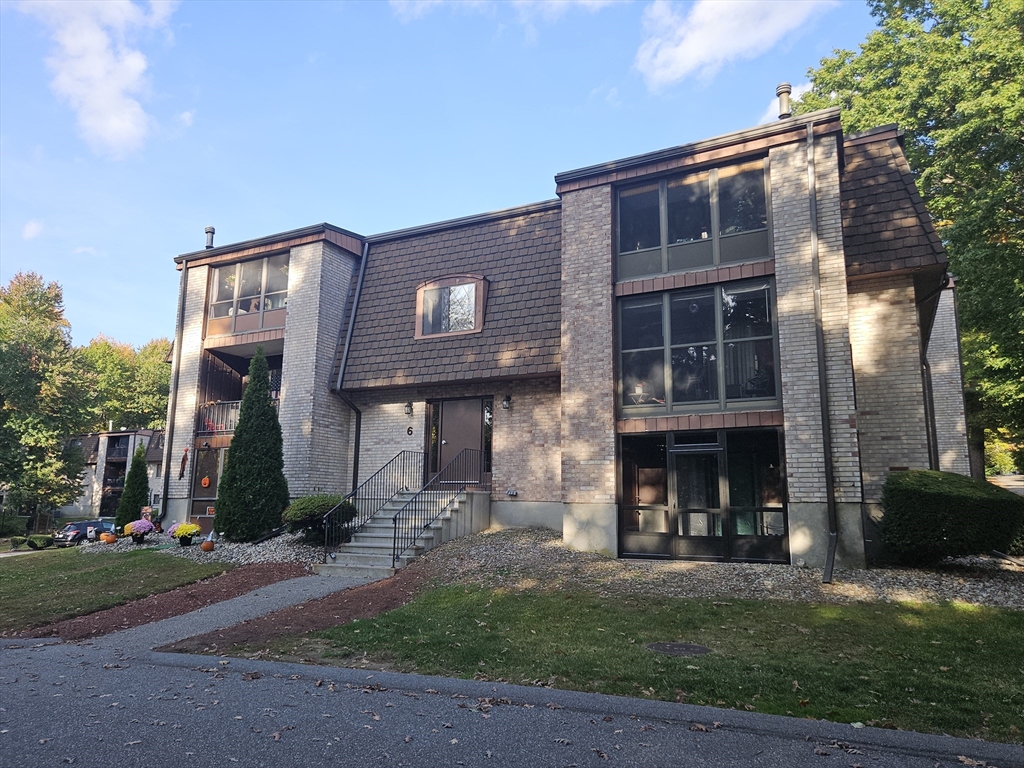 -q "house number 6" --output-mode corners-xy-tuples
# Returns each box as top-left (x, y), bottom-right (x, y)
(407, 427), (413, 436)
